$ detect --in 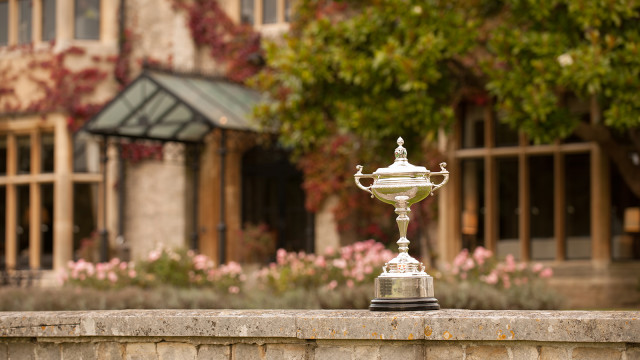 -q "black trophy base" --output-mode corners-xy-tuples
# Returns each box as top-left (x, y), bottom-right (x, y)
(369, 297), (440, 311)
